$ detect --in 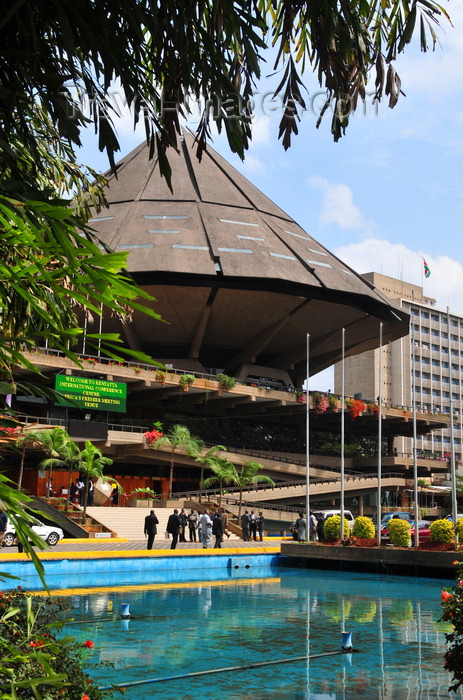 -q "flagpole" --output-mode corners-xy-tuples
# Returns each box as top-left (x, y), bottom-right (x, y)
(412, 321), (419, 548)
(305, 332), (310, 542)
(340, 327), (345, 541)
(376, 322), (383, 546)
(447, 307), (458, 538)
